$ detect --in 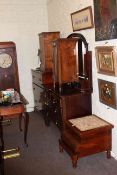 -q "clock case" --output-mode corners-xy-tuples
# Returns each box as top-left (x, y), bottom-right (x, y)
(0, 42), (20, 92)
